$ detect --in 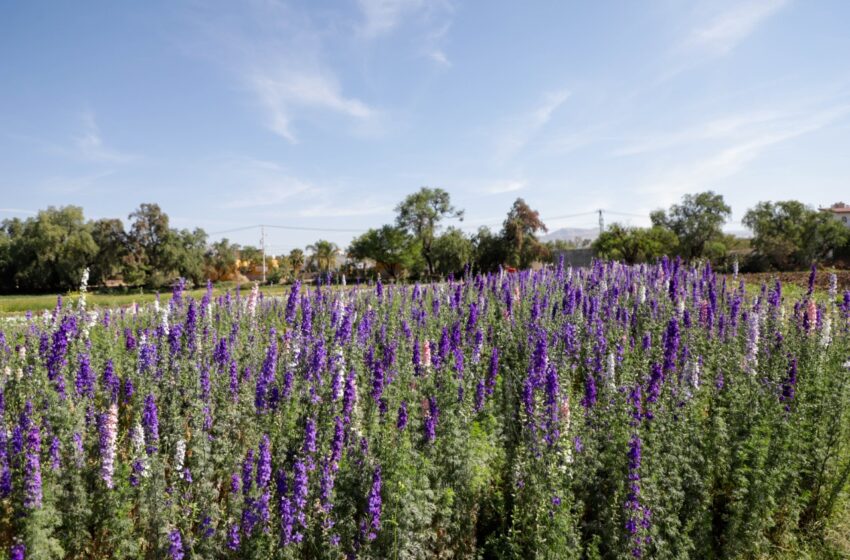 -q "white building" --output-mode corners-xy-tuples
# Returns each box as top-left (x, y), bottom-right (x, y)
(819, 202), (850, 226)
